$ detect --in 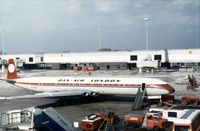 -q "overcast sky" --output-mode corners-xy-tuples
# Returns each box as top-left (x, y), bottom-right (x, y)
(0, 0), (199, 54)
